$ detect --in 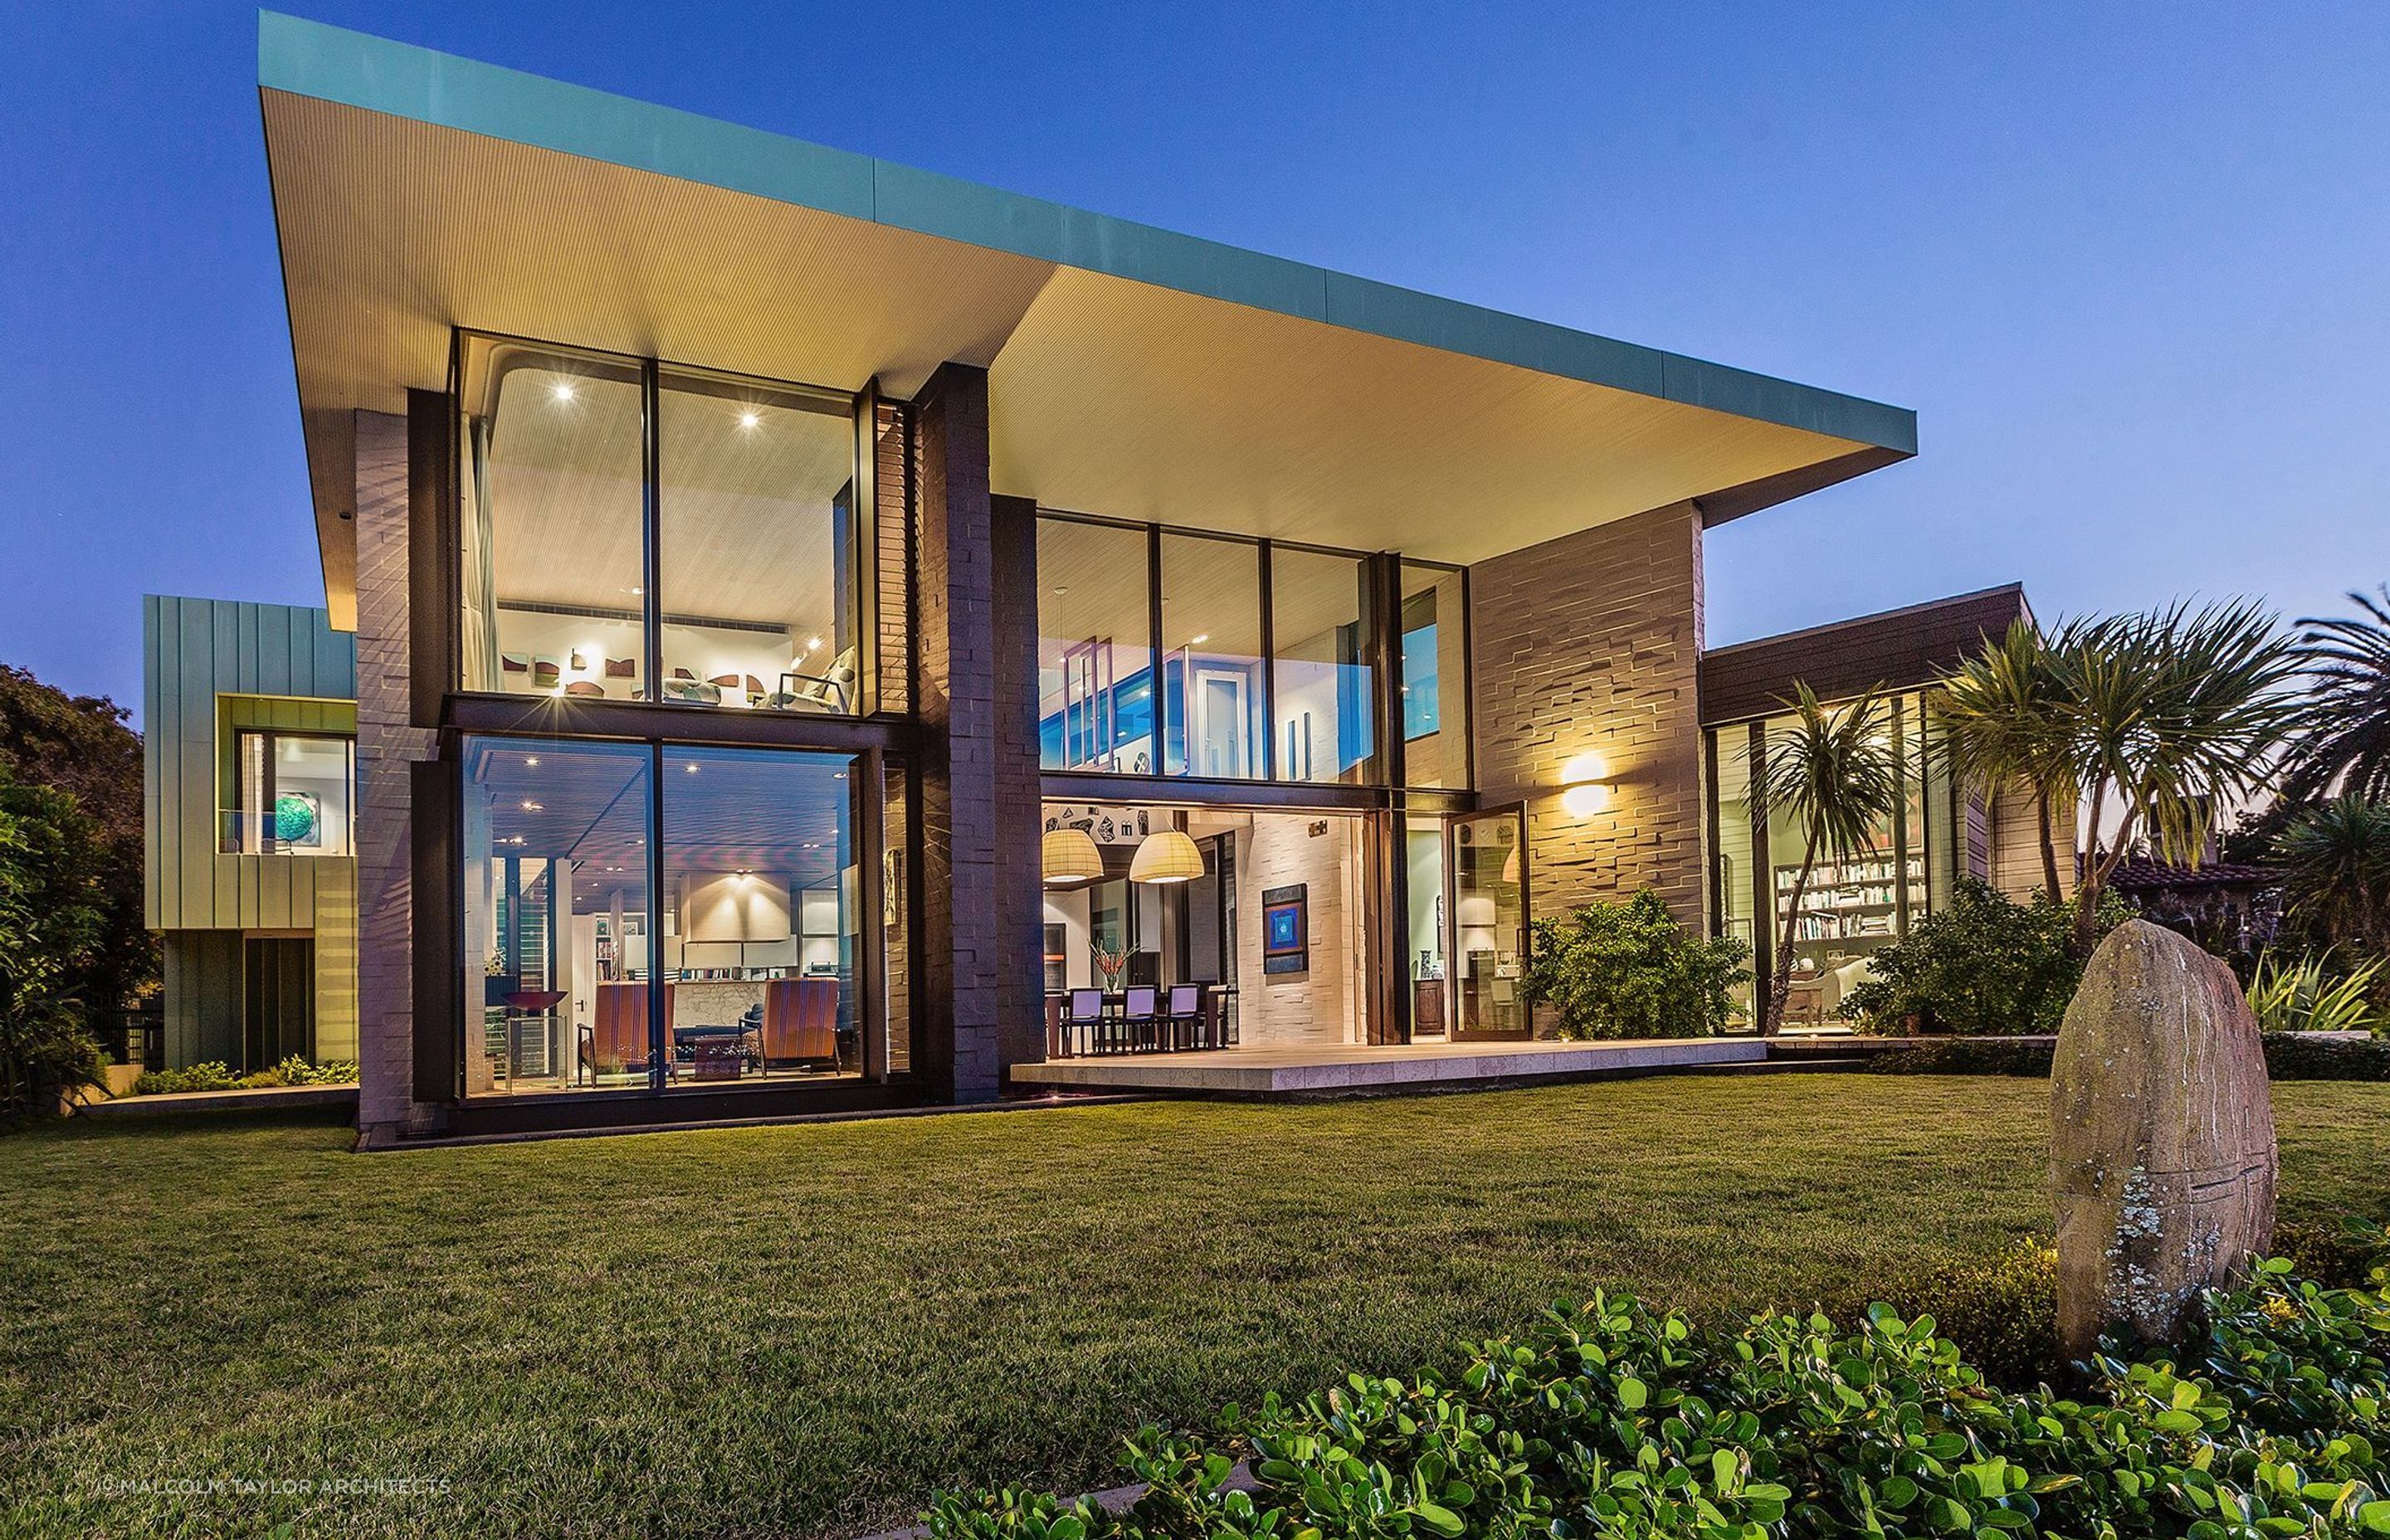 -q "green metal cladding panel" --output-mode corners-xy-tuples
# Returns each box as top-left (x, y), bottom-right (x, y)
(142, 595), (357, 934)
